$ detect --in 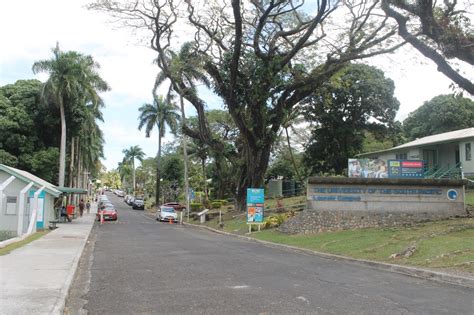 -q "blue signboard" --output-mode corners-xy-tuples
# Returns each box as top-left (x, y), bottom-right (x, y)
(247, 188), (264, 223)
(388, 160), (424, 178)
